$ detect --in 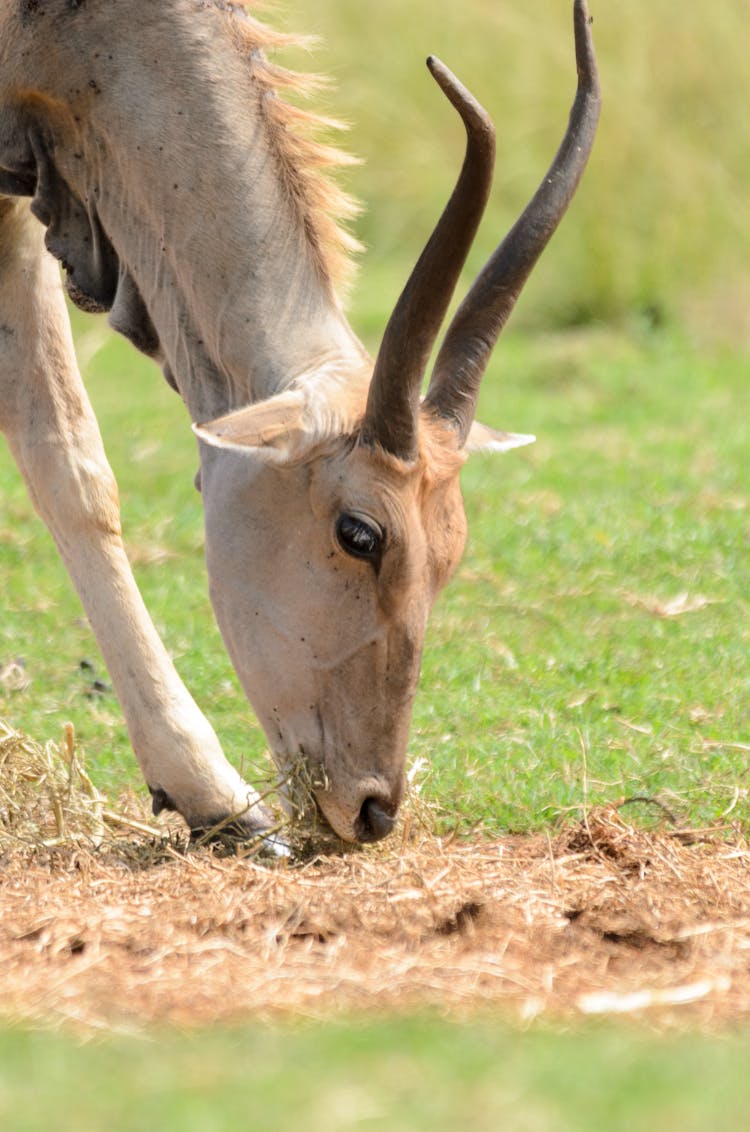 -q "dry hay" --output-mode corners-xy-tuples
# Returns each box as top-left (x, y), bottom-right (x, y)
(2, 720), (750, 1034)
